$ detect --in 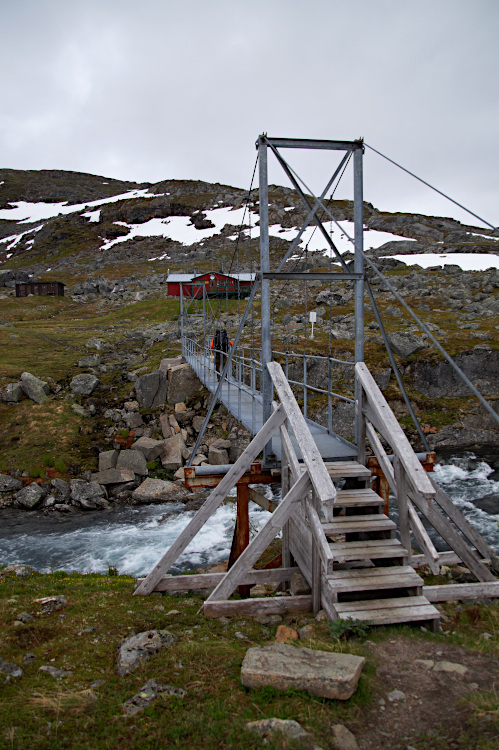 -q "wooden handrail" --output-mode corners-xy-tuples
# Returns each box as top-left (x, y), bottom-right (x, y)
(356, 362), (435, 499)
